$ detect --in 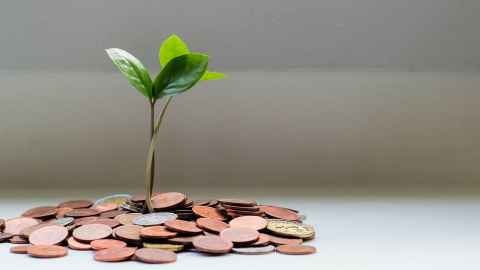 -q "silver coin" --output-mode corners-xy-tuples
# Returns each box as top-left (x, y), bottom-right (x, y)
(232, 245), (275, 255)
(94, 194), (132, 207)
(52, 217), (74, 226)
(132, 212), (177, 226)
